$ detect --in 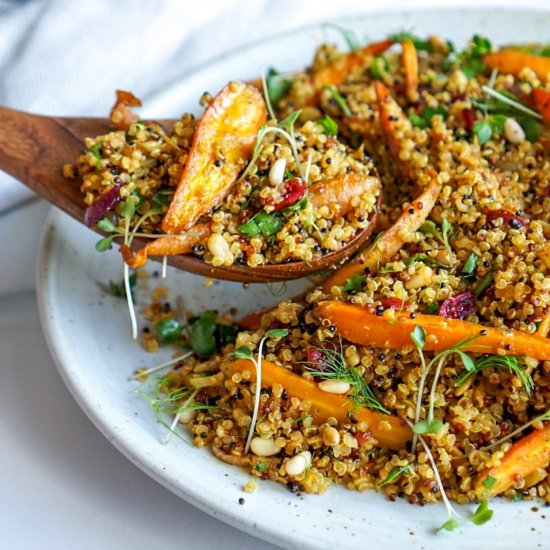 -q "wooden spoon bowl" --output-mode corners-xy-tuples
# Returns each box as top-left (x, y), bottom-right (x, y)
(0, 106), (379, 283)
